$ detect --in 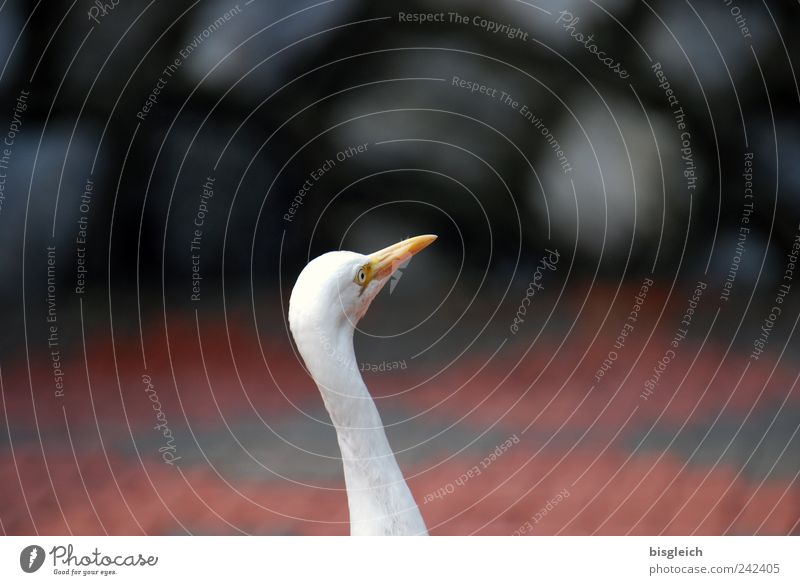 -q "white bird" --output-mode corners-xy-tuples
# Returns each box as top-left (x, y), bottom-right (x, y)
(289, 234), (437, 536)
